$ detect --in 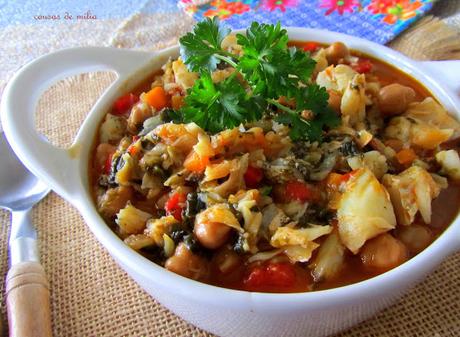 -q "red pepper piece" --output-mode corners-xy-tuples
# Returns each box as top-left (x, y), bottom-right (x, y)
(285, 181), (312, 202)
(244, 166), (264, 188)
(302, 42), (319, 53)
(113, 93), (139, 115)
(165, 192), (187, 221)
(352, 58), (373, 74)
(104, 153), (113, 175)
